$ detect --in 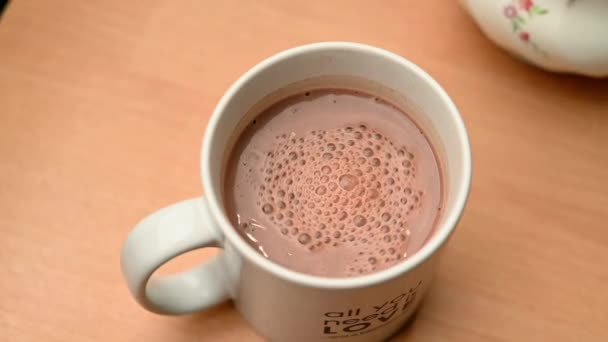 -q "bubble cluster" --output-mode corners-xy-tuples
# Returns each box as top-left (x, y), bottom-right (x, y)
(242, 124), (424, 276)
